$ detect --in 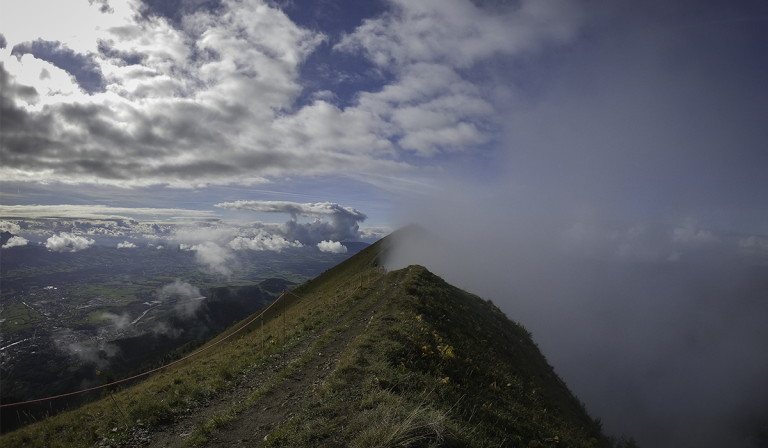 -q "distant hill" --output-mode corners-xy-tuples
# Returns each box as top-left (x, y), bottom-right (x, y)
(207, 278), (297, 311)
(1, 230), (611, 447)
